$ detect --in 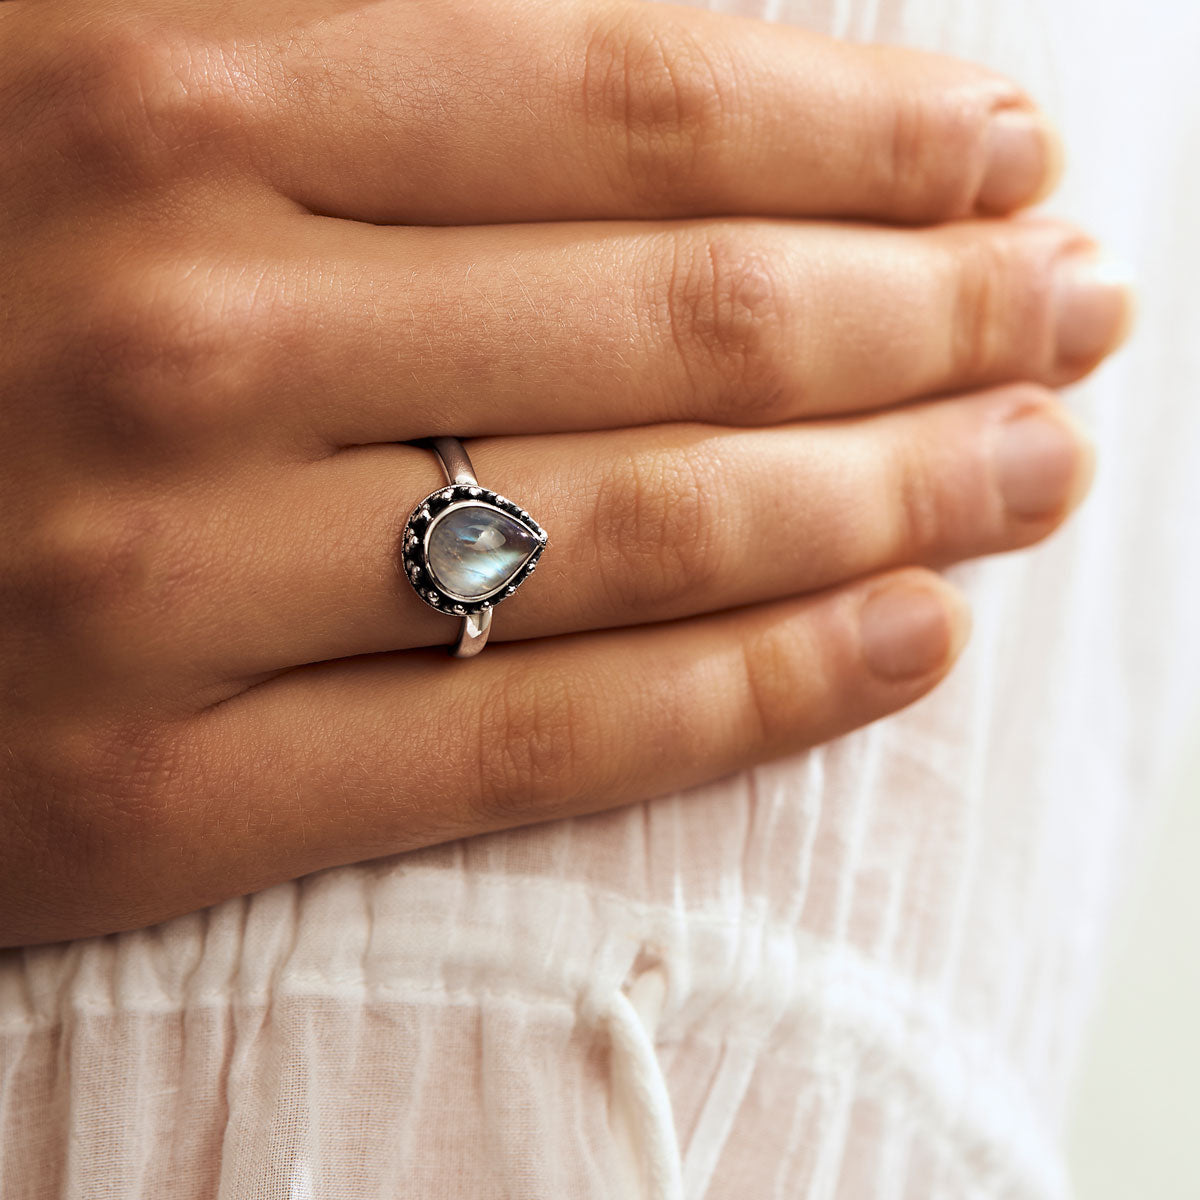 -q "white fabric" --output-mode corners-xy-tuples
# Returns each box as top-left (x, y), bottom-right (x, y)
(3, 0), (1199, 1196)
